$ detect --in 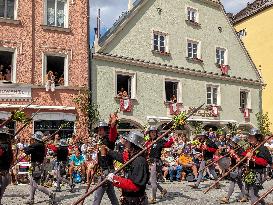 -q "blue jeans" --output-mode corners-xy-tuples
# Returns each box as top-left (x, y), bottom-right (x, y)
(168, 165), (183, 181)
